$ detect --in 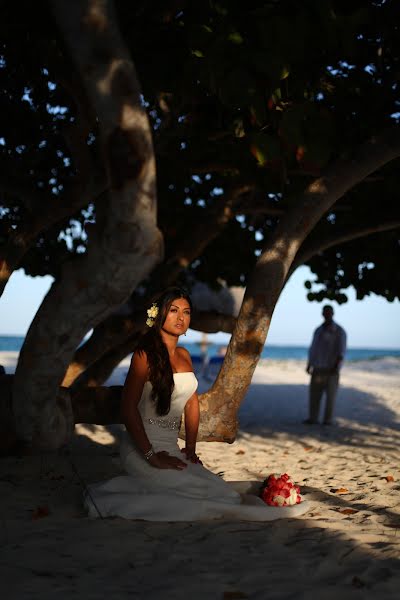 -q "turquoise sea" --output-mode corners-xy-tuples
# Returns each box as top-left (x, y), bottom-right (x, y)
(1, 335), (399, 362)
